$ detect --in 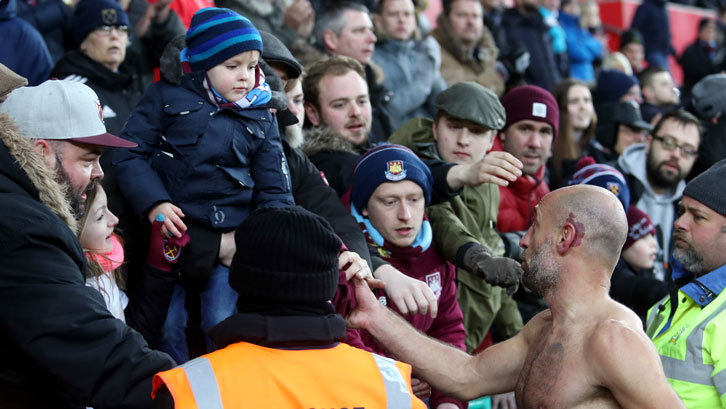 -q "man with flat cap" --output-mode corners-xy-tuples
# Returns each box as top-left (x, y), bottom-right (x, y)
(389, 81), (525, 355)
(646, 158), (726, 408)
(152, 206), (426, 409)
(0, 79), (174, 408)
